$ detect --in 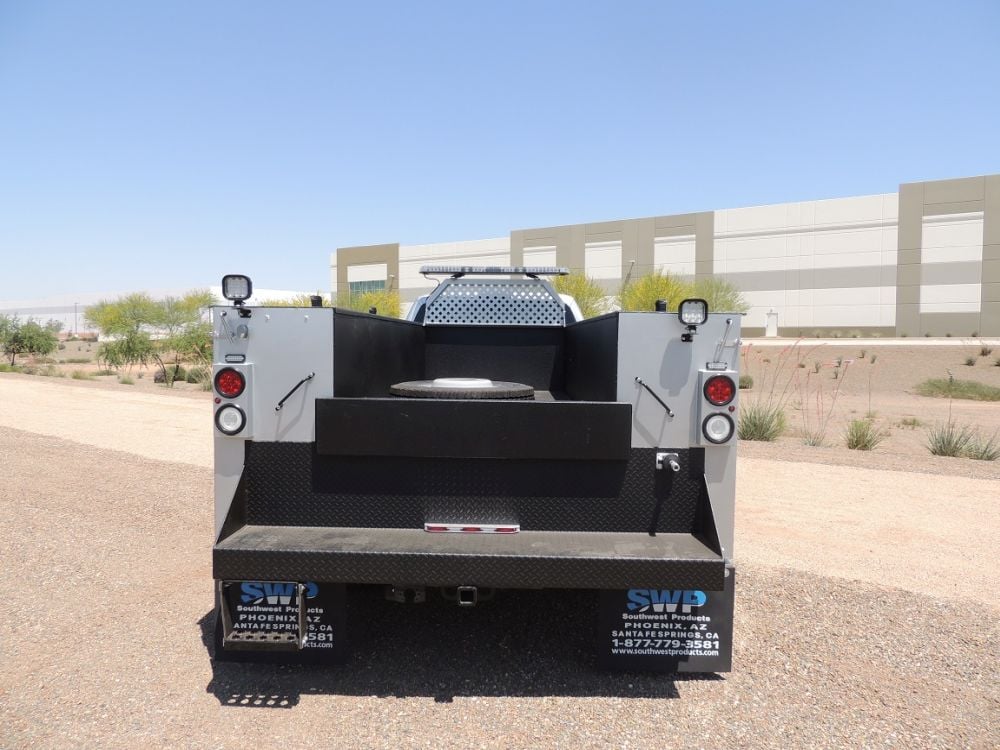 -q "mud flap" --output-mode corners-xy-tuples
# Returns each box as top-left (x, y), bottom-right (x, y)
(213, 580), (348, 664)
(597, 566), (734, 672)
